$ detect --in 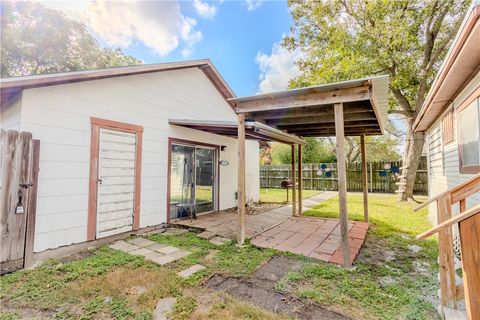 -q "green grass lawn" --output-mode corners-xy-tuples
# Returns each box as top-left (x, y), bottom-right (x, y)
(0, 194), (439, 320)
(275, 194), (439, 320)
(260, 187), (321, 203)
(0, 234), (278, 320)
